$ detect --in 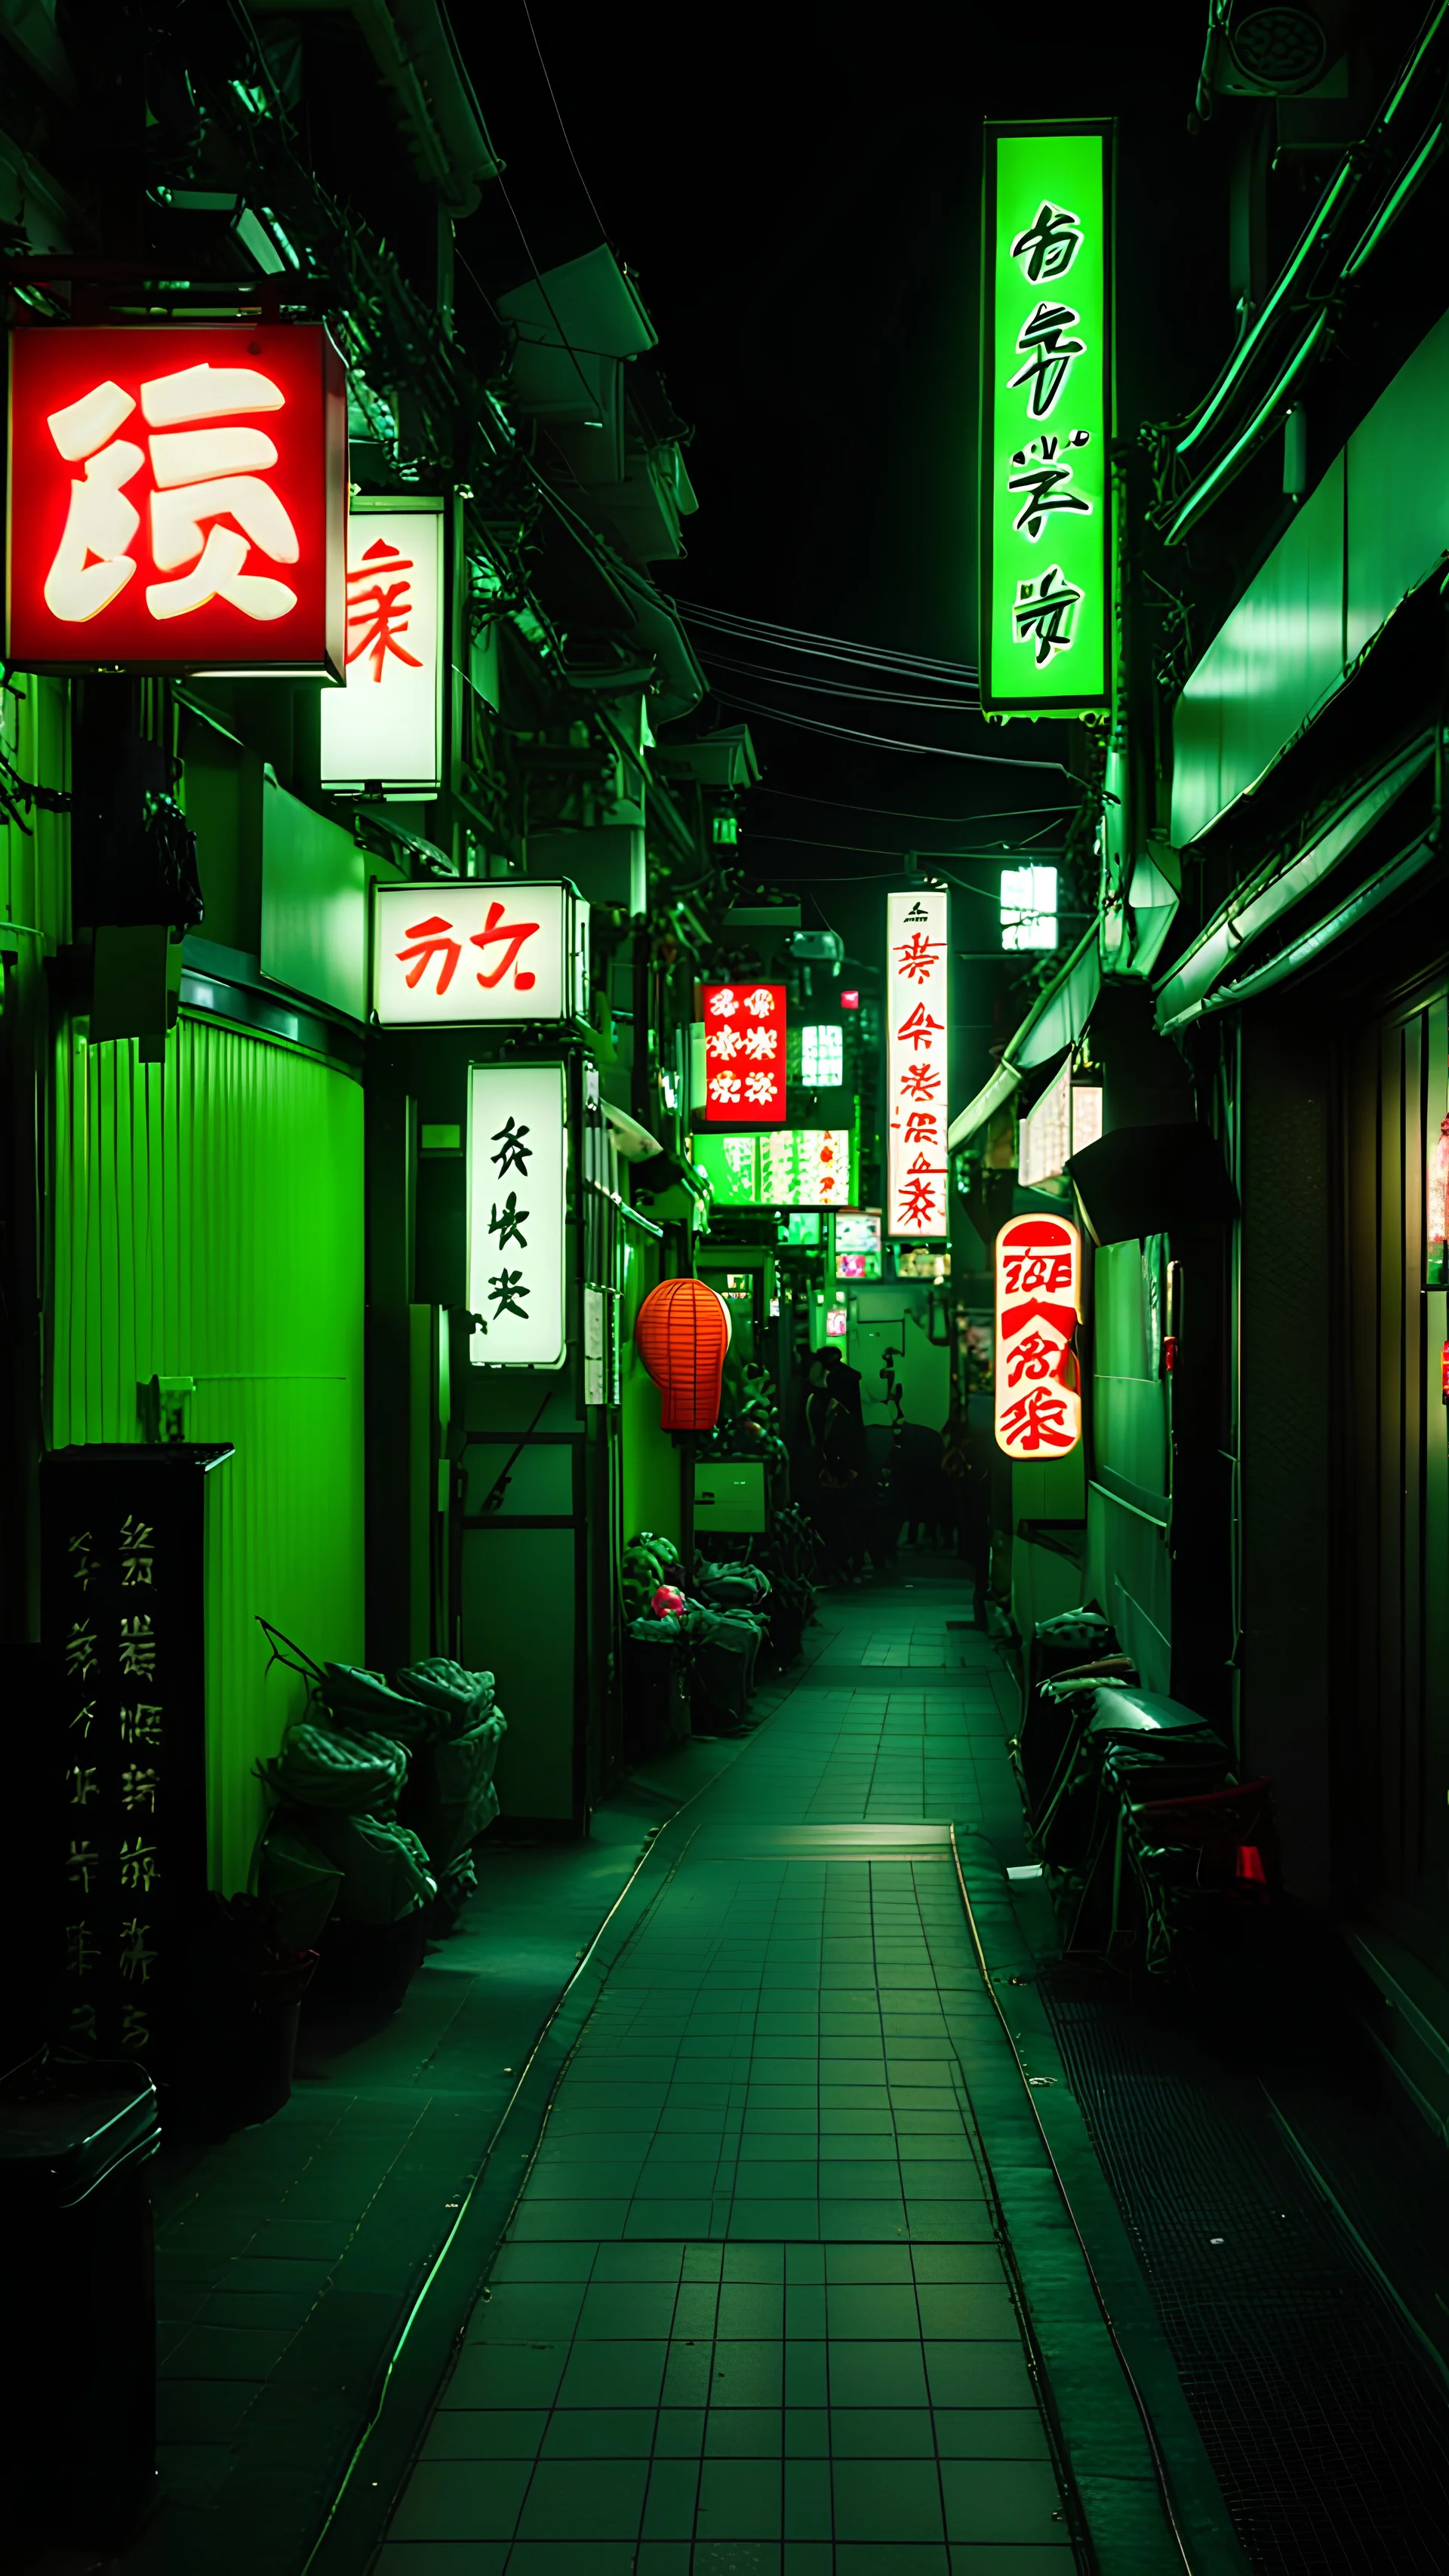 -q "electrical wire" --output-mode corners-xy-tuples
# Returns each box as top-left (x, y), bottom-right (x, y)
(700, 652), (981, 712)
(676, 597), (979, 680)
(491, 168), (608, 423)
(756, 786), (1079, 826)
(708, 688), (1076, 774)
(743, 830), (1066, 872)
(517, 0), (611, 241)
